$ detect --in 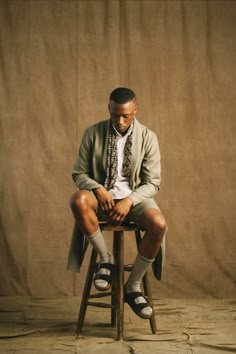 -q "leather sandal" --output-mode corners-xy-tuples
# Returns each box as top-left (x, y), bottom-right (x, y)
(93, 263), (114, 291)
(124, 291), (153, 319)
